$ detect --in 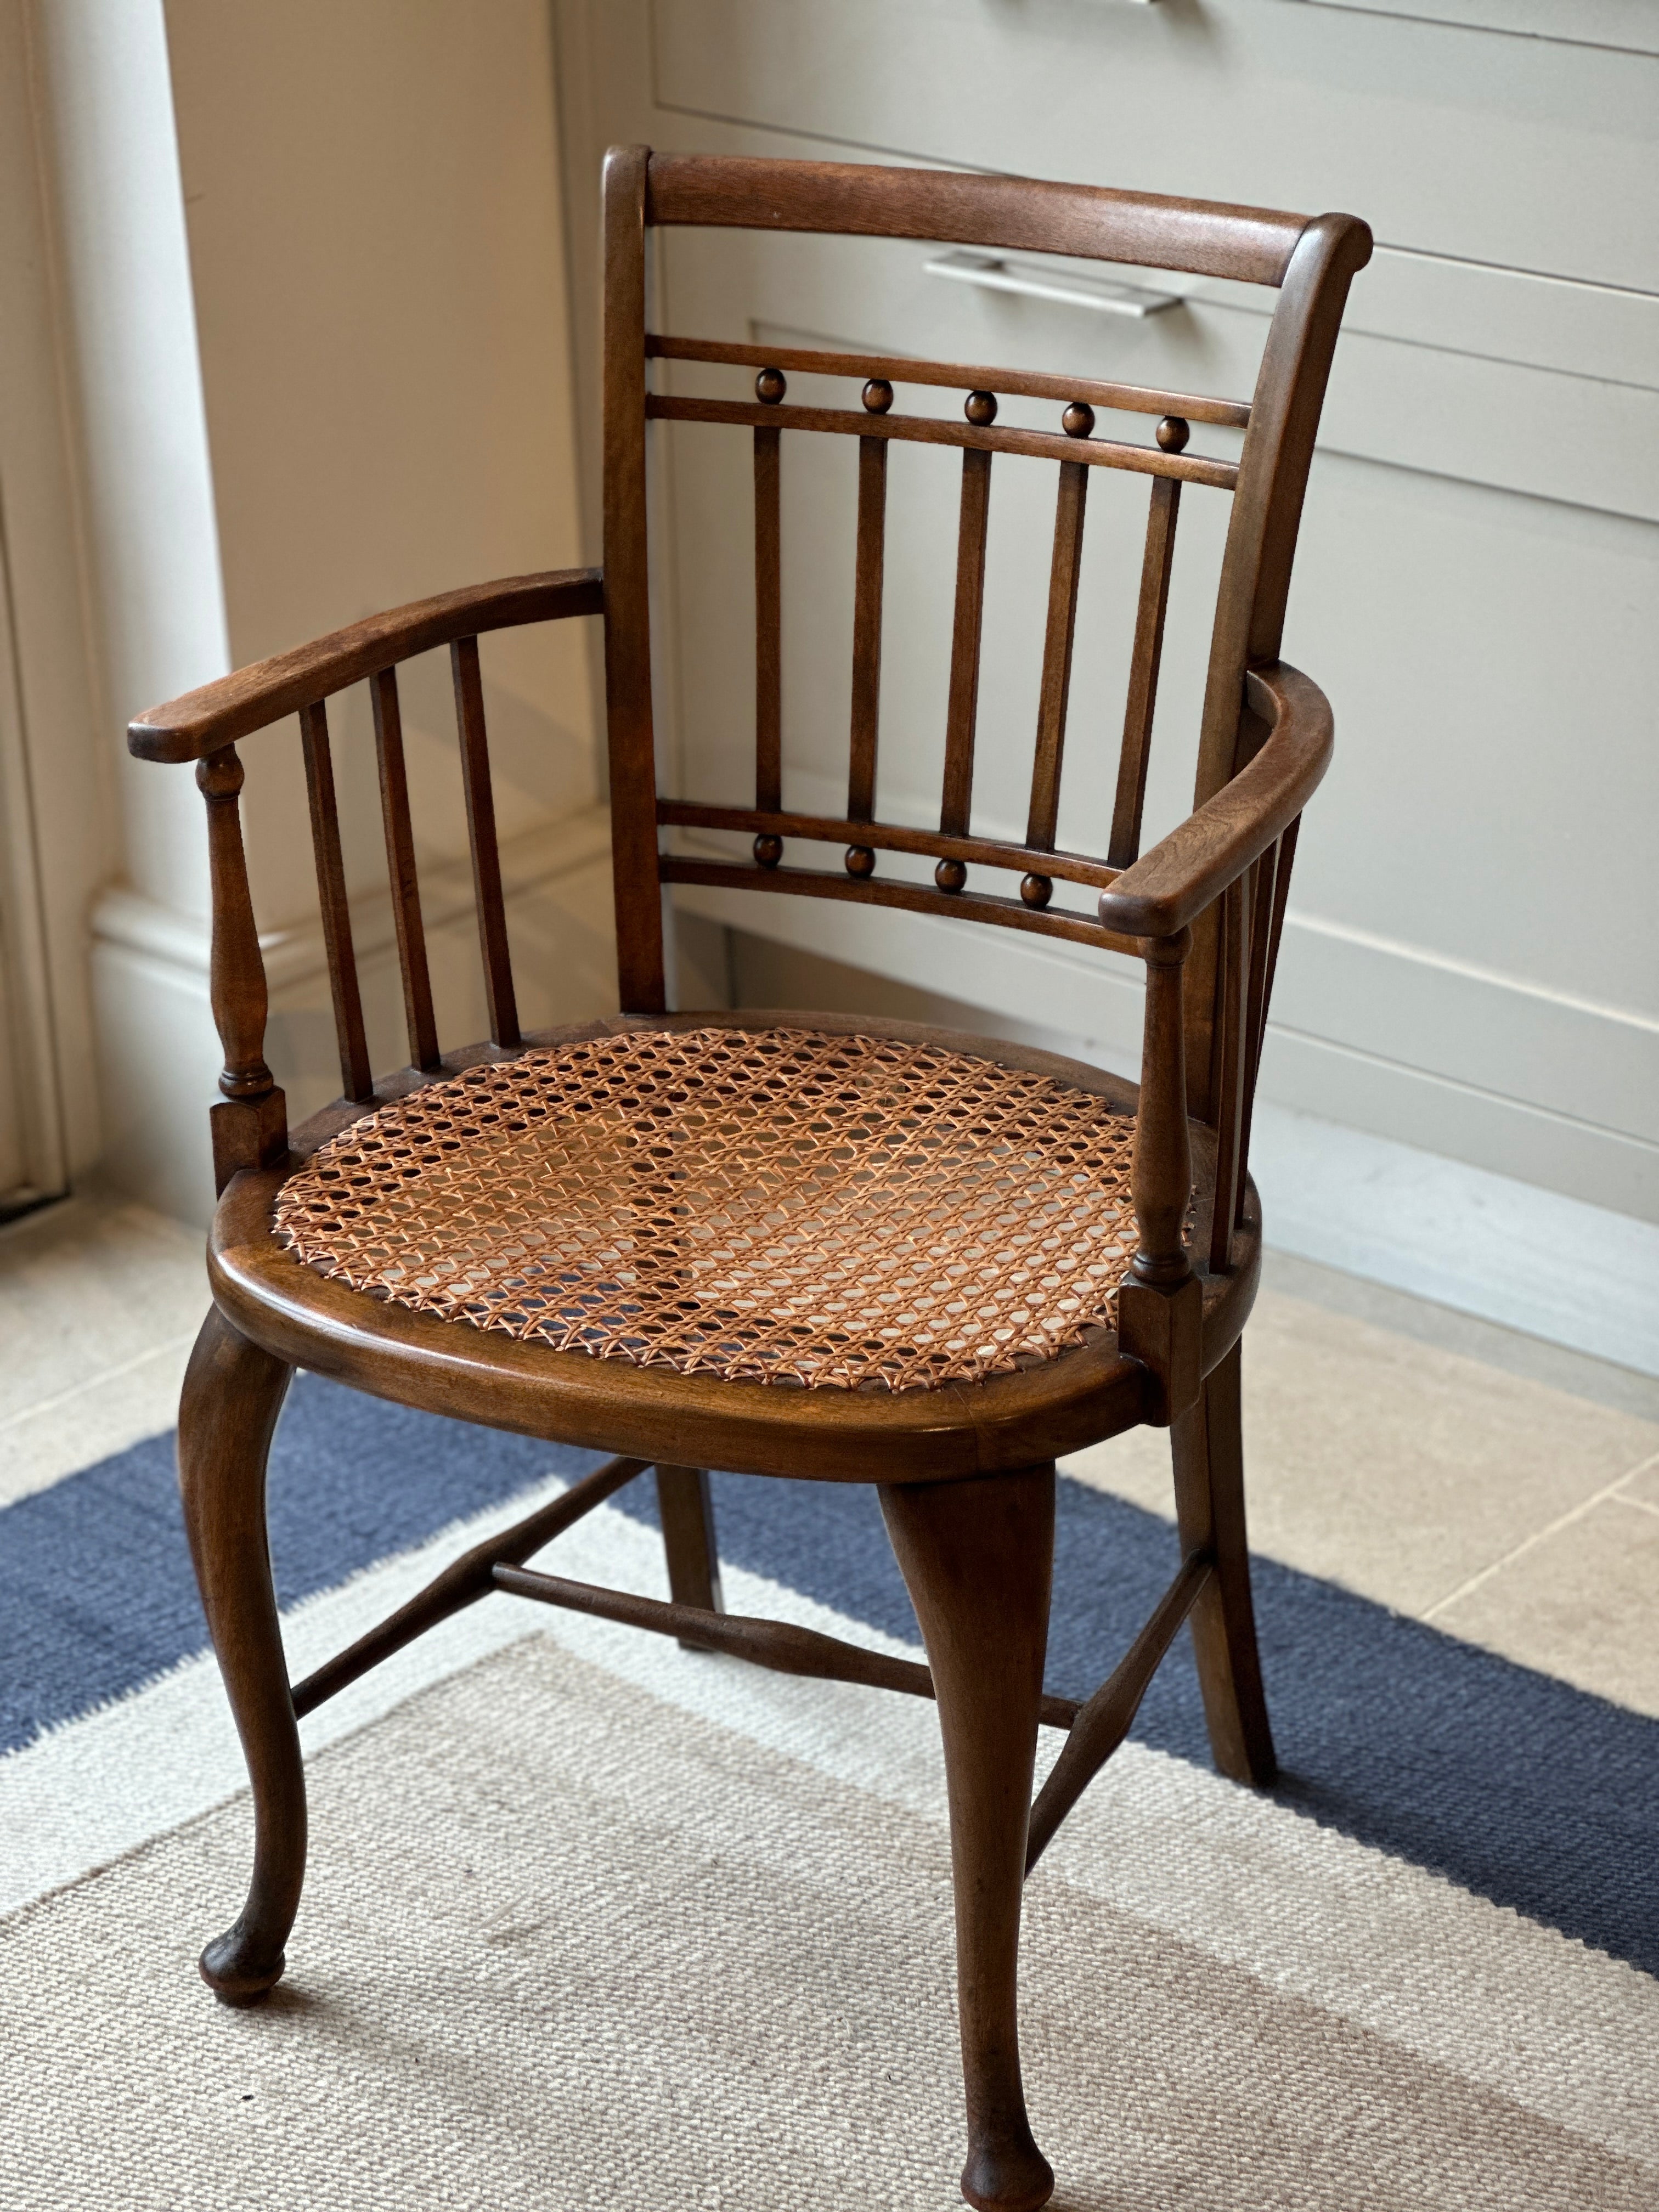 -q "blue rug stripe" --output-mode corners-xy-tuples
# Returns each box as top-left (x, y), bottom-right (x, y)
(3, 1374), (1656, 1975)
(0, 1376), (599, 1756)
